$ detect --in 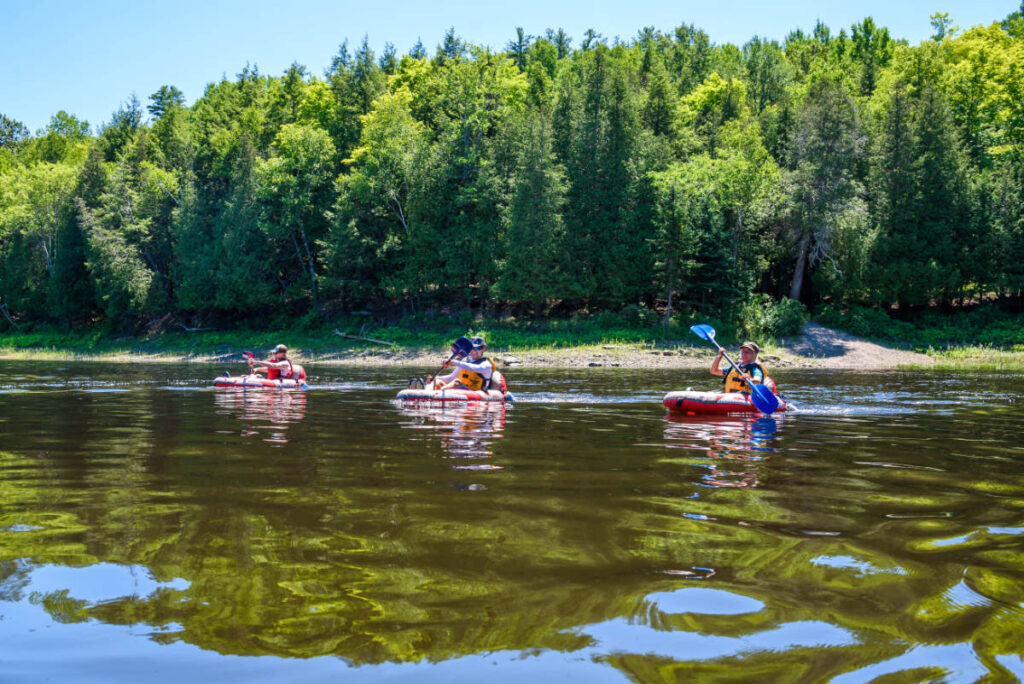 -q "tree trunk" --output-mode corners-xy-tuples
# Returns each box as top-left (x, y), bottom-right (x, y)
(664, 255), (674, 326)
(297, 225), (319, 310)
(0, 301), (19, 328)
(789, 232), (810, 301)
